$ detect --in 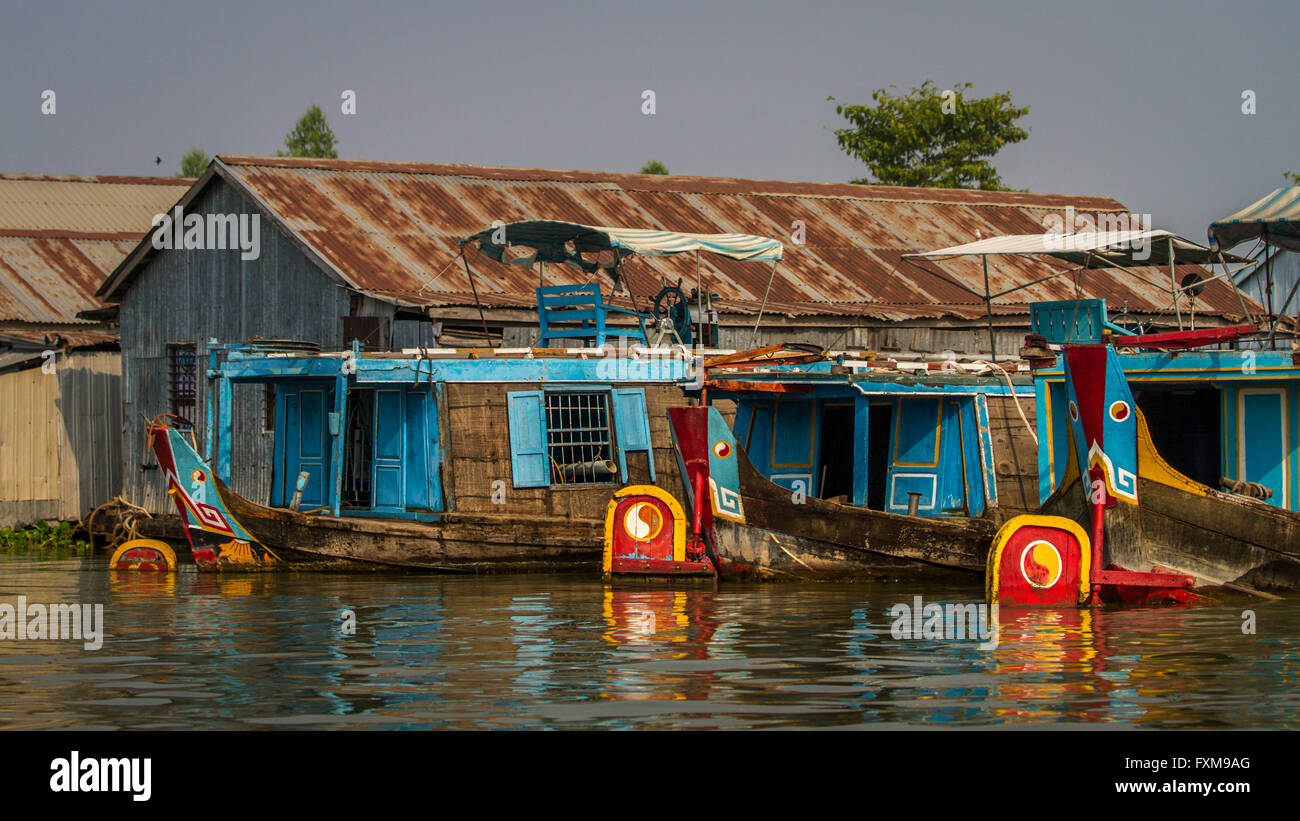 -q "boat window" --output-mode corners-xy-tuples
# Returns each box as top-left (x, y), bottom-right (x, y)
(545, 391), (617, 485)
(167, 343), (198, 423)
